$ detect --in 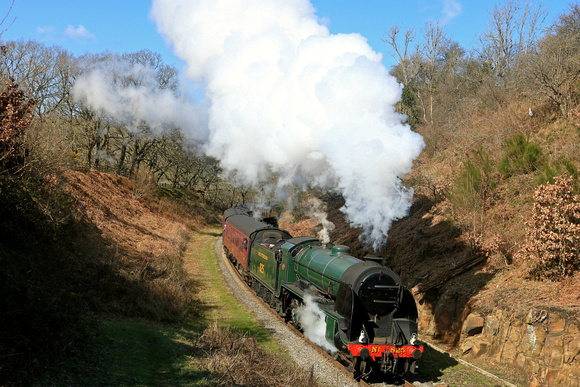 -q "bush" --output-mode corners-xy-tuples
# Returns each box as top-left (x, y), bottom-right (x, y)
(498, 133), (544, 177)
(0, 78), (35, 173)
(516, 174), (580, 279)
(451, 147), (496, 212)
